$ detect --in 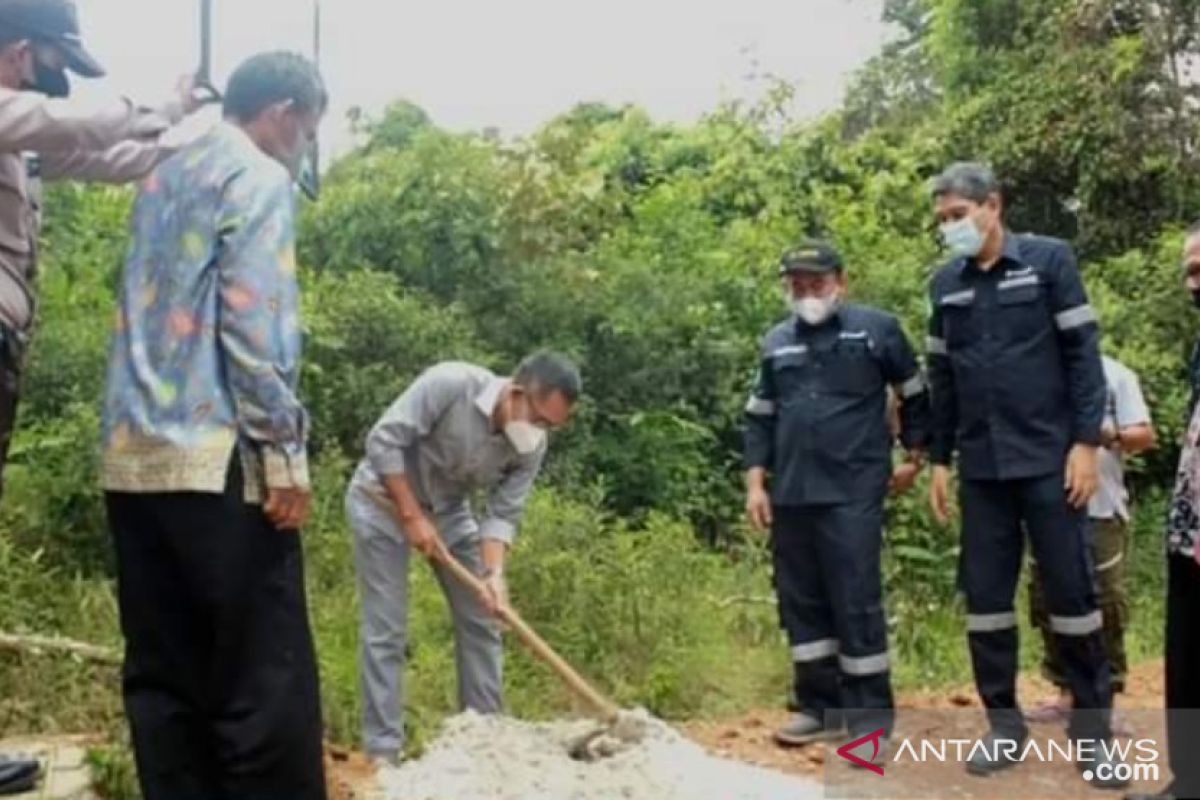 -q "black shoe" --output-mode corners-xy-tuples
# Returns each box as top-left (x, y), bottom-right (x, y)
(1078, 744), (1130, 790)
(774, 713), (846, 747)
(1124, 784), (1179, 800)
(843, 735), (890, 771)
(966, 731), (1027, 776)
(0, 755), (40, 796)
